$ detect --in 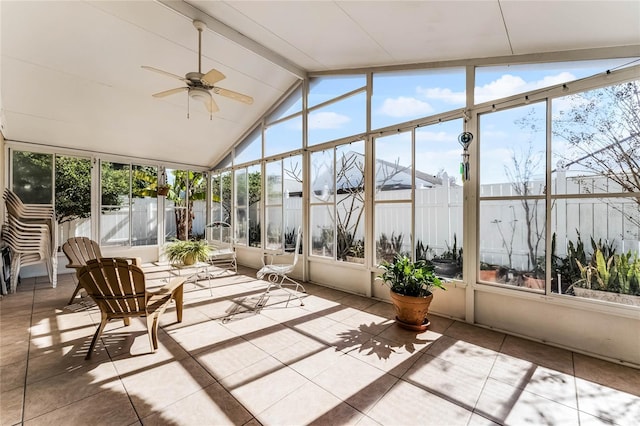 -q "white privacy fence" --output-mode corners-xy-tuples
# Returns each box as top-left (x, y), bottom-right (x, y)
(59, 175), (639, 268)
